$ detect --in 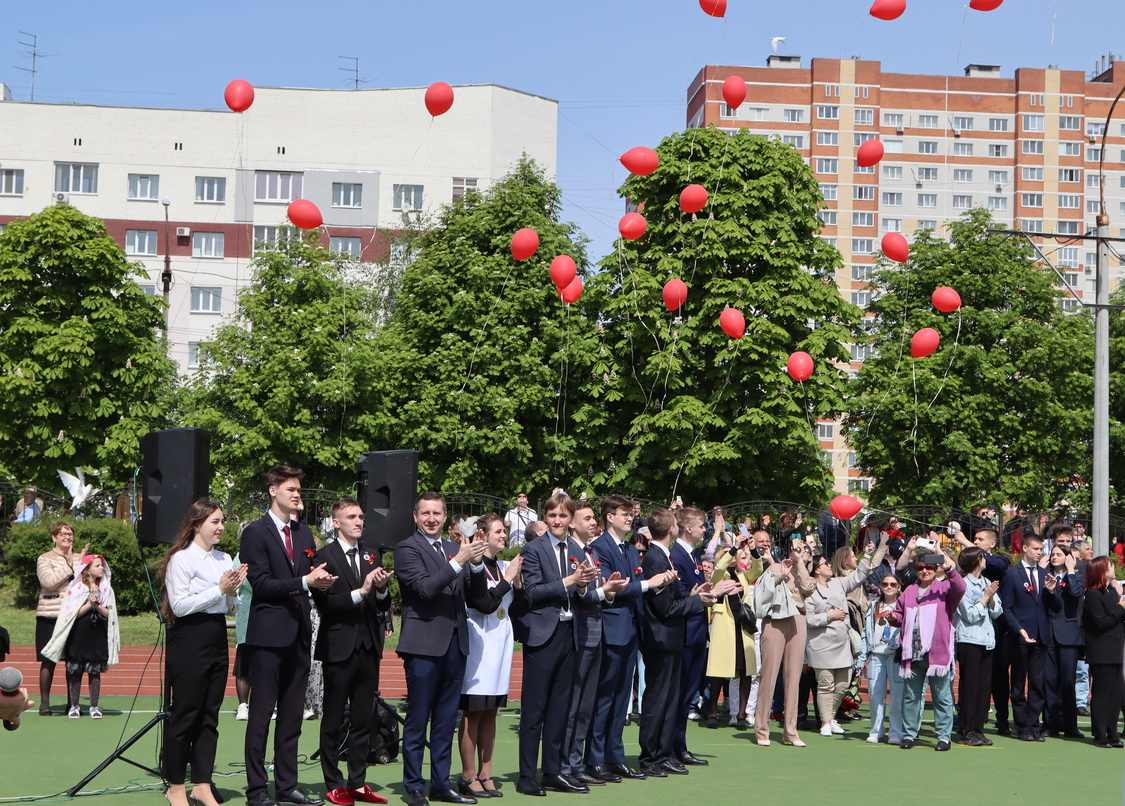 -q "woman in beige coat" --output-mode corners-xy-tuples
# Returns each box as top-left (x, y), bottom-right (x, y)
(702, 545), (763, 729)
(34, 522), (87, 715)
